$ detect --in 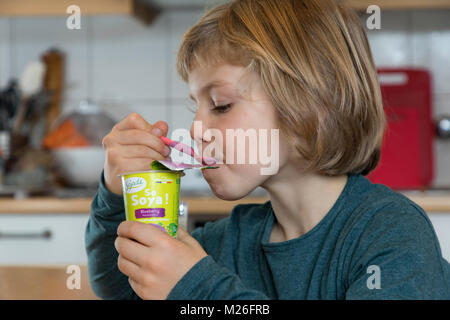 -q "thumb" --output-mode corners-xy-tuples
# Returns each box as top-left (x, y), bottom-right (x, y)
(176, 226), (189, 242)
(177, 227), (208, 257)
(176, 226), (199, 247)
(152, 120), (169, 137)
